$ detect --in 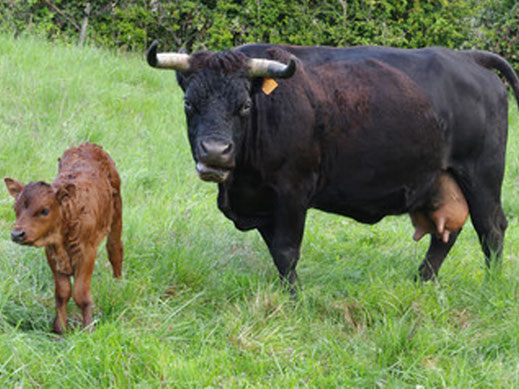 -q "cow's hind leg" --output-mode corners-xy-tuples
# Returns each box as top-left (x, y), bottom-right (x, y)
(106, 194), (123, 278)
(457, 129), (507, 269)
(418, 230), (461, 281)
(464, 185), (507, 268)
(462, 96), (508, 268)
